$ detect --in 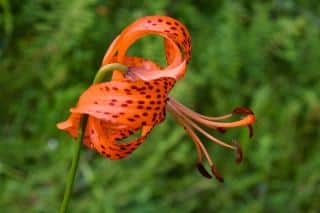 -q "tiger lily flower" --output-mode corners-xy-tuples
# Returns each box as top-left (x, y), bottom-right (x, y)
(57, 16), (256, 181)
